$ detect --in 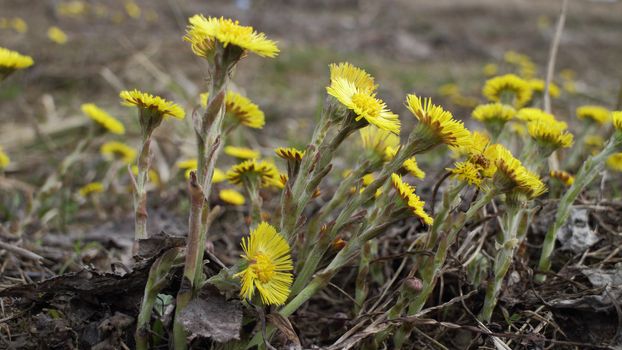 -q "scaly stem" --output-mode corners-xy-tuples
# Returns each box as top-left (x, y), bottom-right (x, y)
(480, 200), (523, 322)
(134, 135), (151, 241)
(537, 134), (622, 282)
